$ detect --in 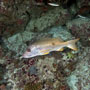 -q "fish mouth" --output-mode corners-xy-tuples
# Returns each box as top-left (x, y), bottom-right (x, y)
(22, 49), (42, 58)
